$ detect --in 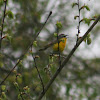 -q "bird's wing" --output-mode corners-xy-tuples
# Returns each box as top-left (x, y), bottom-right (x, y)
(39, 39), (62, 51)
